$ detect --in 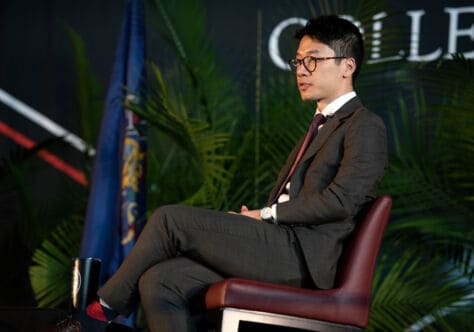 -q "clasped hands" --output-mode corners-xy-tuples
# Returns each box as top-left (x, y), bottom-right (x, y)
(228, 205), (261, 221)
